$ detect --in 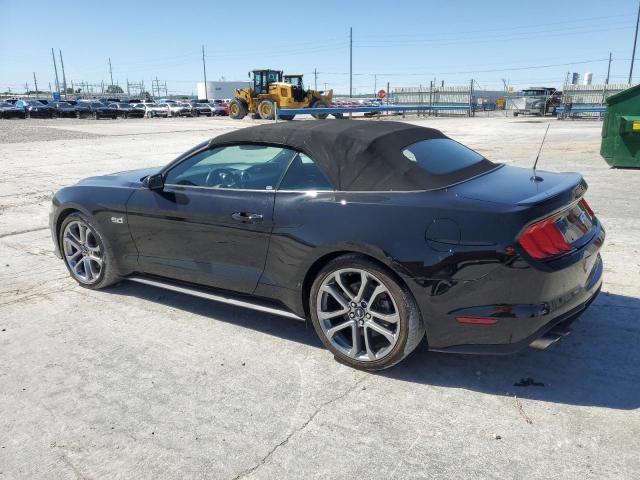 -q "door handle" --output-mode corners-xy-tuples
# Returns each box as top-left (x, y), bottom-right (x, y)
(231, 212), (264, 223)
